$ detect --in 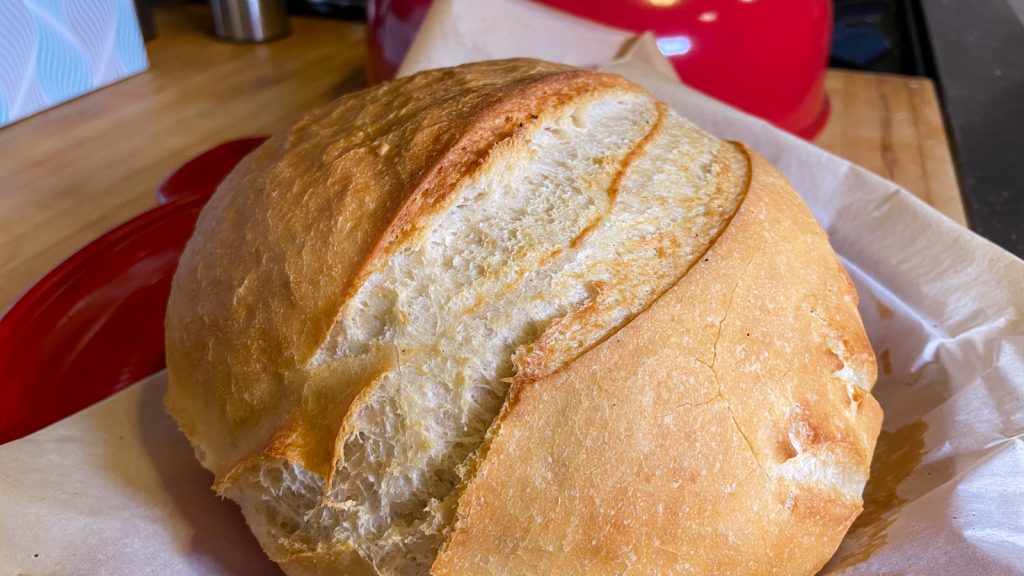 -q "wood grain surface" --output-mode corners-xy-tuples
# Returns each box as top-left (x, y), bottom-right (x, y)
(816, 69), (966, 226)
(0, 5), (964, 312)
